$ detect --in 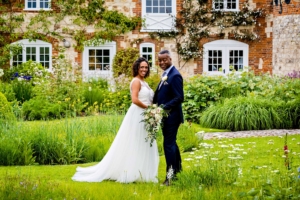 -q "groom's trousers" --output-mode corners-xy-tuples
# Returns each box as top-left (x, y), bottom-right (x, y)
(162, 122), (182, 177)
